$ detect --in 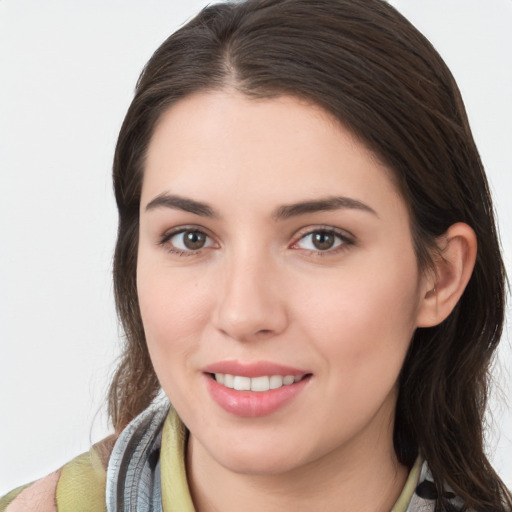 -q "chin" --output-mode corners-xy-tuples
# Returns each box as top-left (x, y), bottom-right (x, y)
(218, 451), (306, 477)
(202, 432), (316, 477)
